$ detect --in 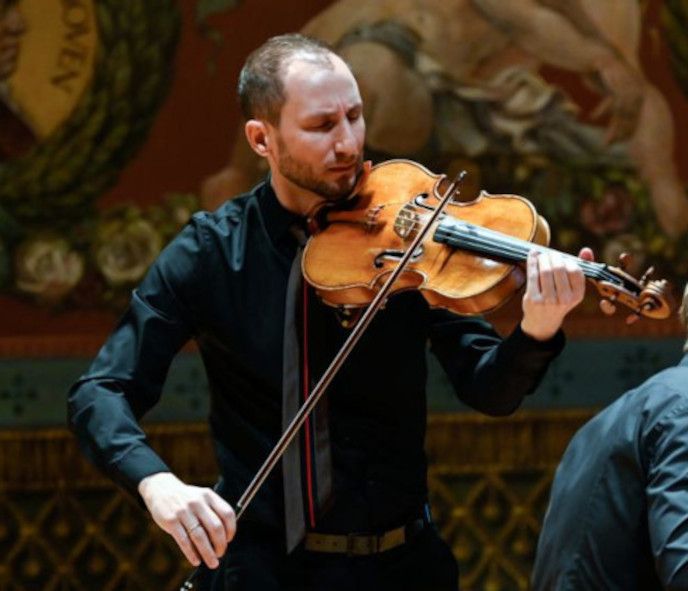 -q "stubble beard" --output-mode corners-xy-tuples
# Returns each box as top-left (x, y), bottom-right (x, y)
(277, 145), (363, 203)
